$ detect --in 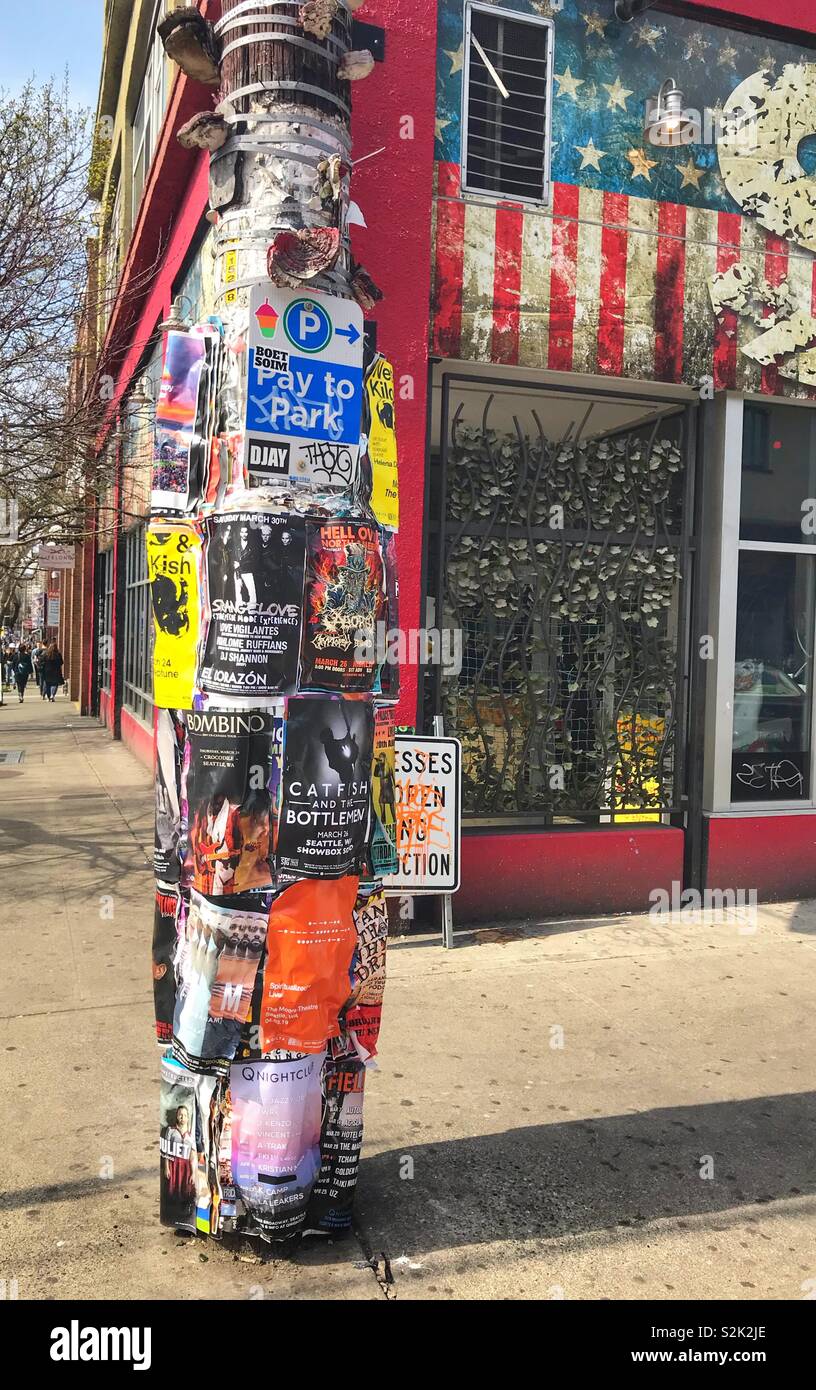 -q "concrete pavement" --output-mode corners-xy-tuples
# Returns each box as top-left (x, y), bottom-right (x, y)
(1, 693), (815, 1300)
